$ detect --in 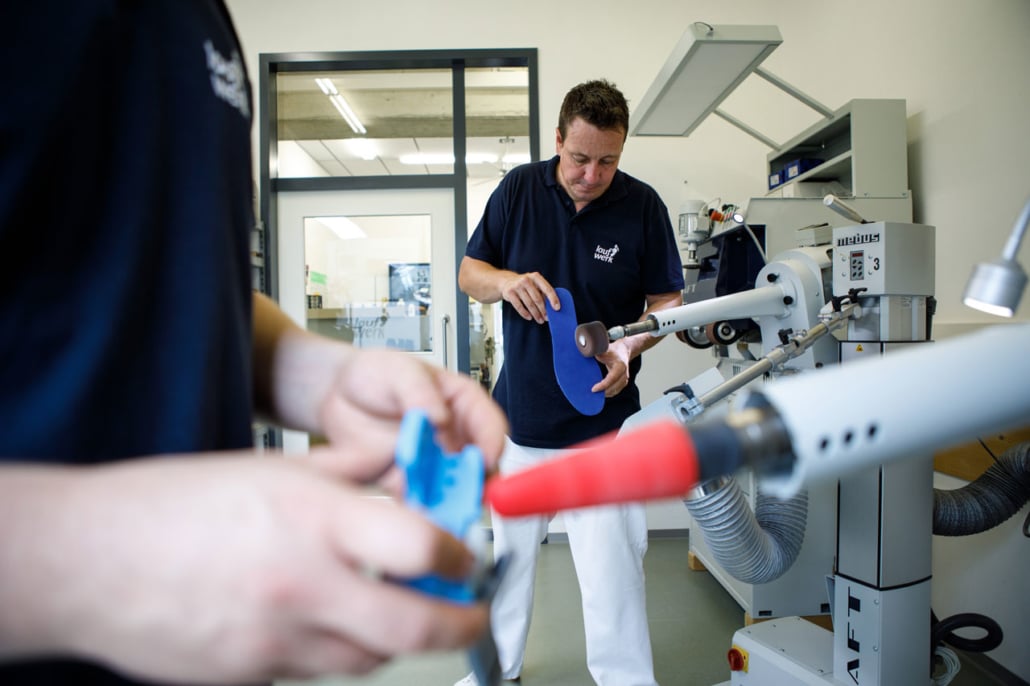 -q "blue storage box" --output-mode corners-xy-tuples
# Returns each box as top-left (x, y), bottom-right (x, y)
(768, 171), (783, 190)
(785, 158), (823, 181)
